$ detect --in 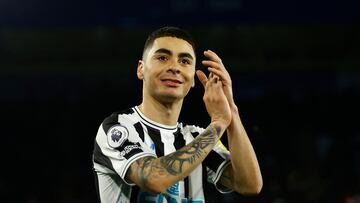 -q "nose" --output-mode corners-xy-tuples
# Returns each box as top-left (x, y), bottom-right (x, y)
(166, 61), (181, 74)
